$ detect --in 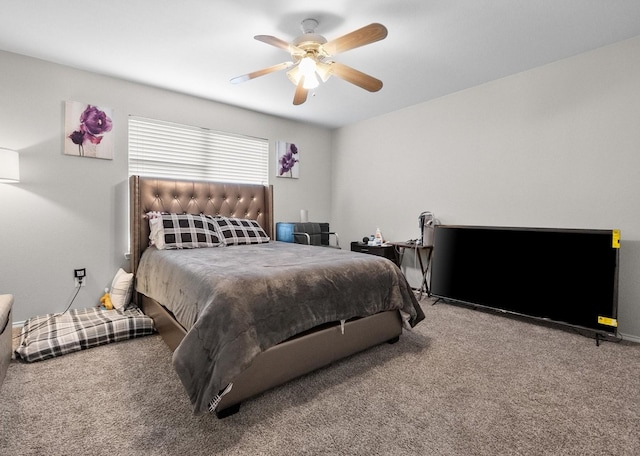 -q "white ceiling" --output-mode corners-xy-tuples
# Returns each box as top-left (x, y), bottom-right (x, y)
(2, 0), (640, 129)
